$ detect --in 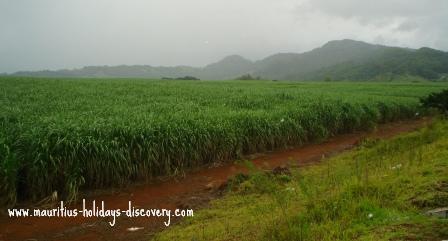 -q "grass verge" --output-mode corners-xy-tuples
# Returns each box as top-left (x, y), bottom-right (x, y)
(154, 119), (448, 241)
